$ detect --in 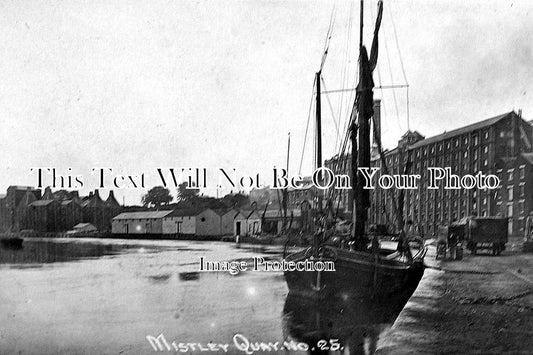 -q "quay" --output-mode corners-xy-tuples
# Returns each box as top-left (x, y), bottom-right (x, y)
(376, 237), (533, 354)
